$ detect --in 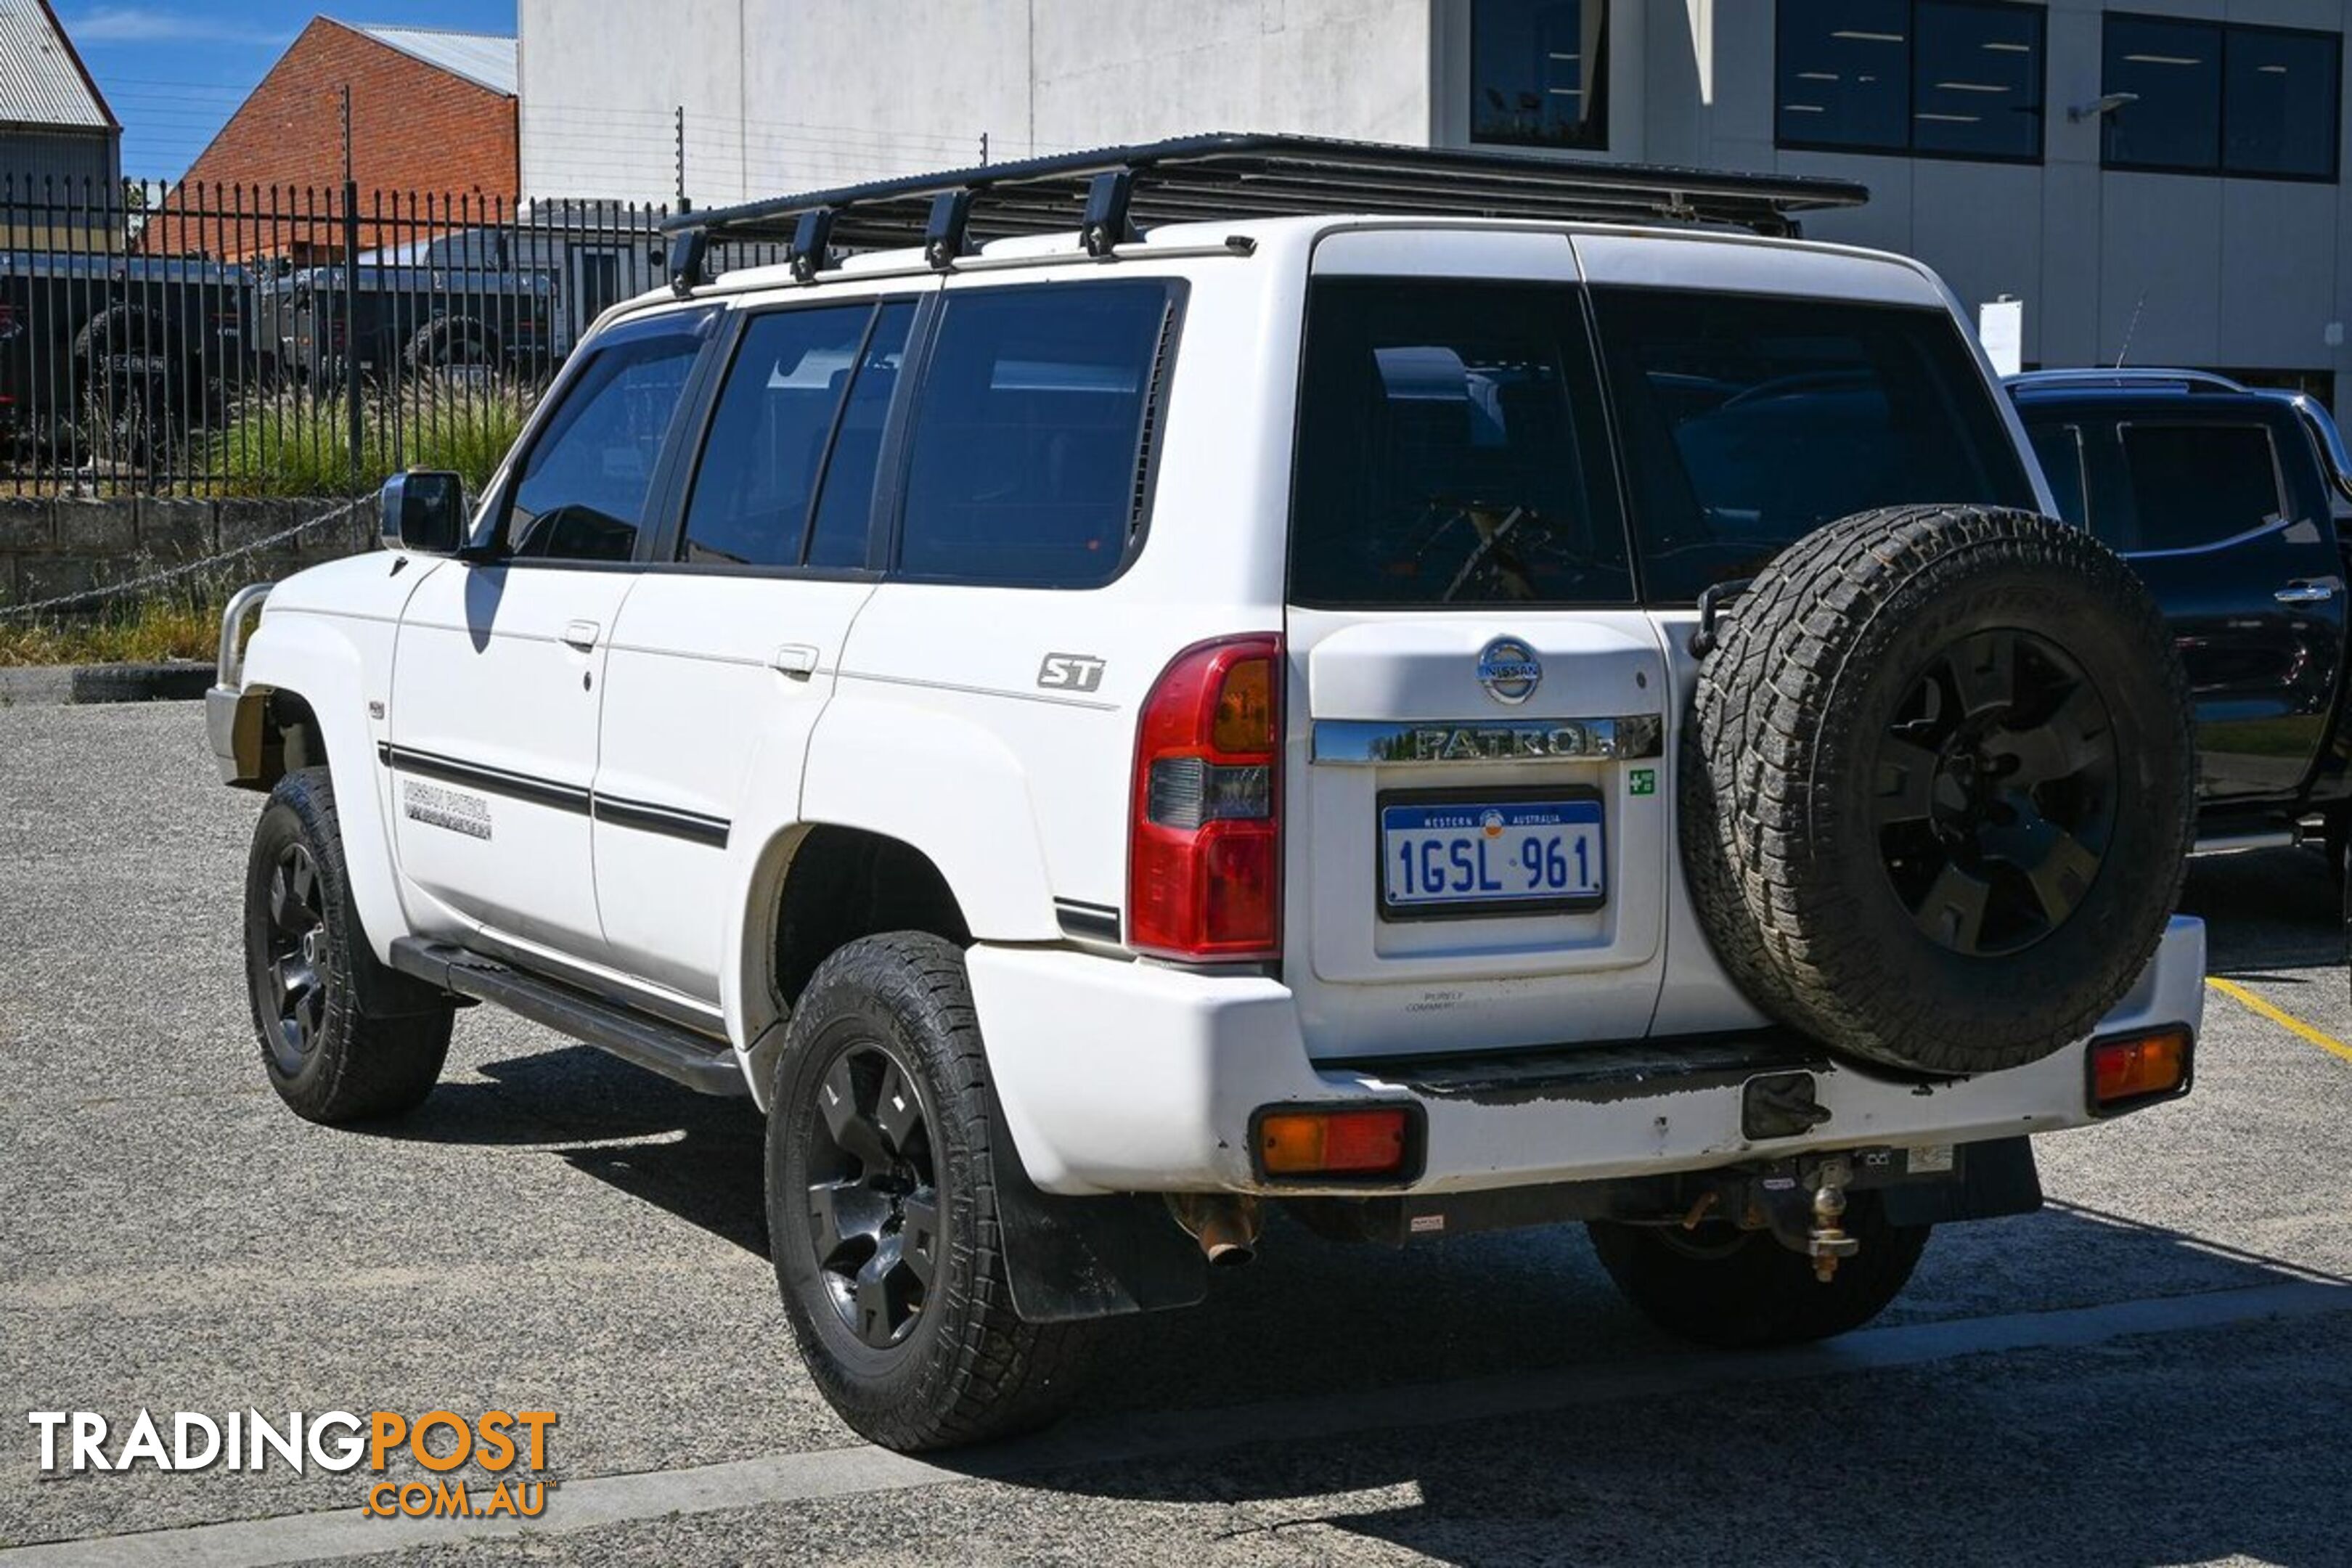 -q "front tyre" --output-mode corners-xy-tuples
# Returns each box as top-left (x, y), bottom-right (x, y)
(1586, 1192), (1930, 1349)
(243, 768), (452, 1123)
(767, 933), (1096, 1451)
